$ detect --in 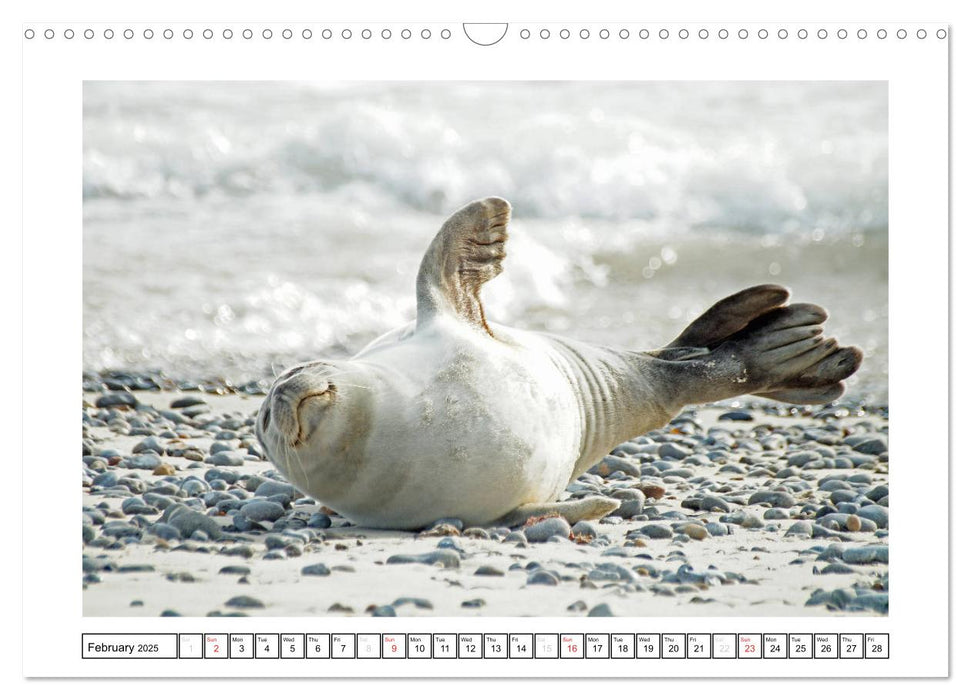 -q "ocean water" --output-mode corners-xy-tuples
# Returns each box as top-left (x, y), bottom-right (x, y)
(83, 81), (888, 402)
